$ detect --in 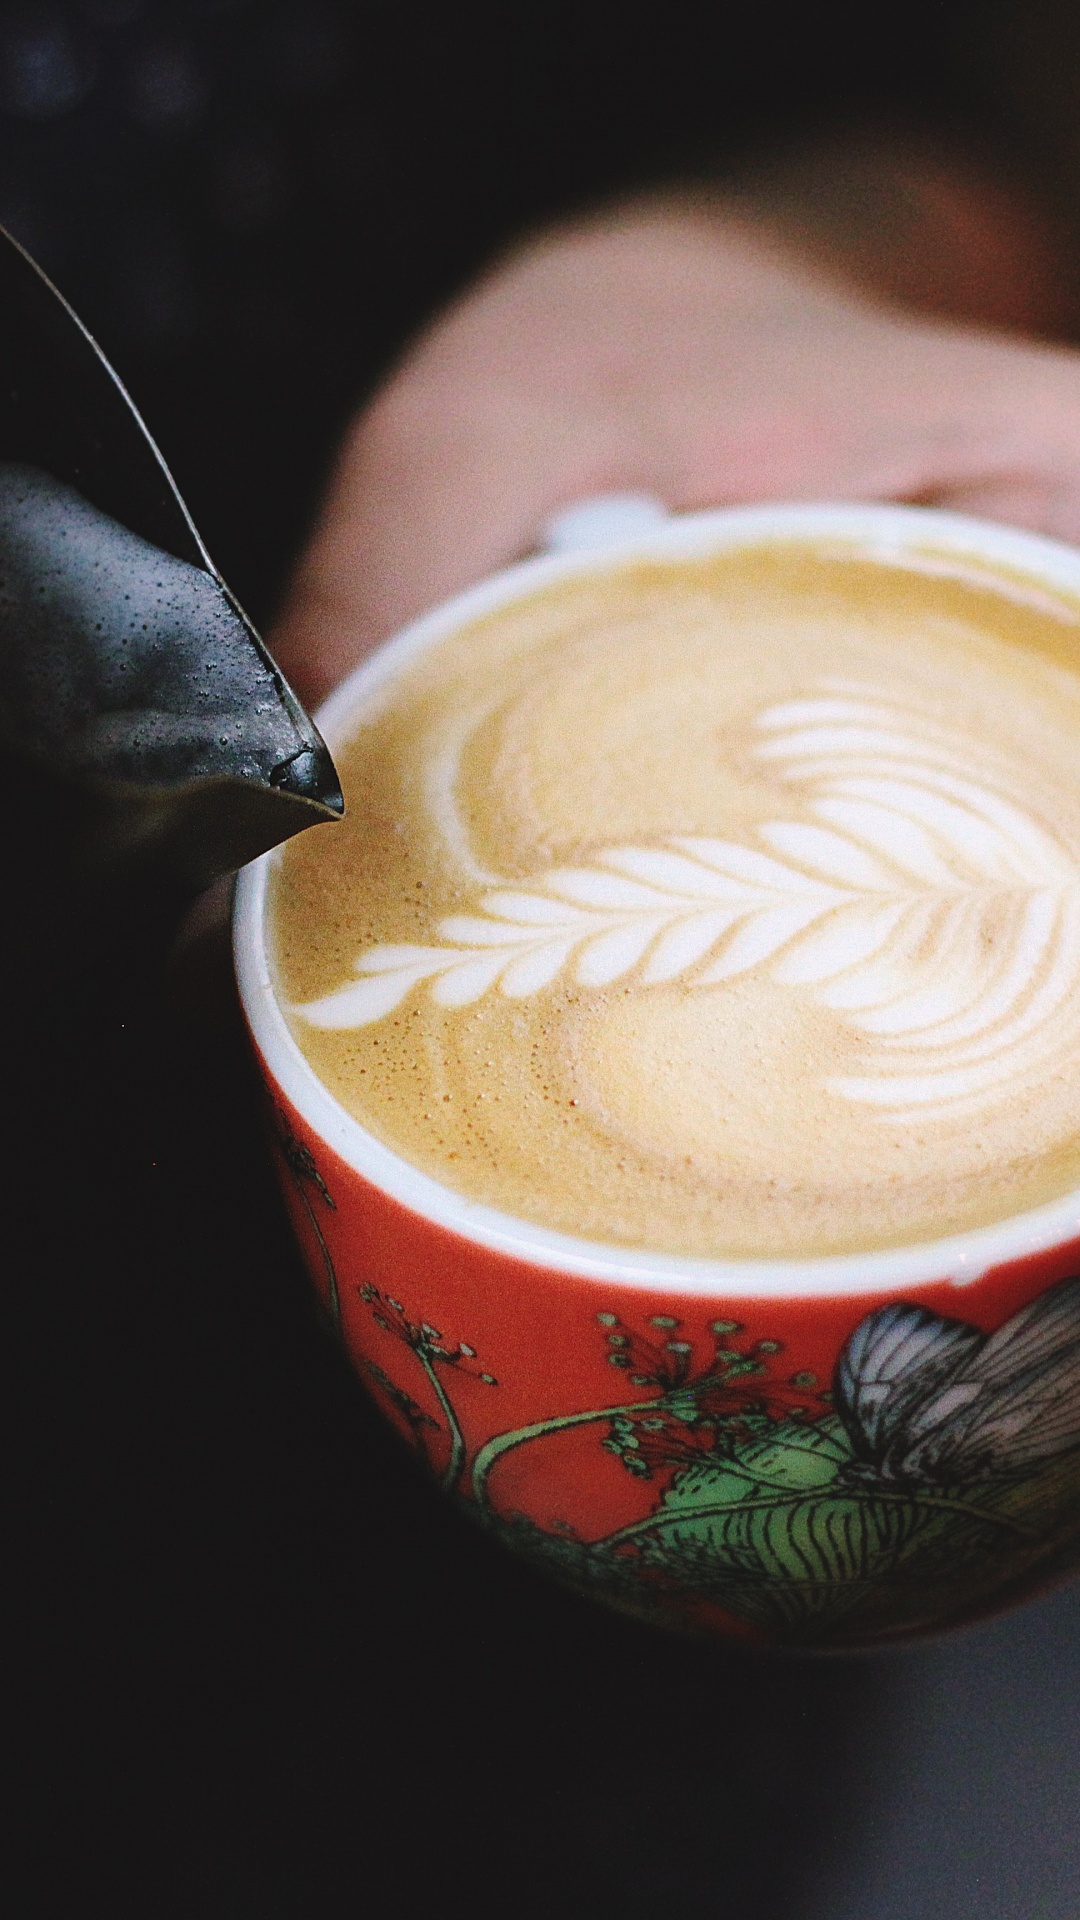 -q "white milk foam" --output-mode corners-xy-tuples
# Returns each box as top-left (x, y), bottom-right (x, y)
(273, 545), (1080, 1257)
